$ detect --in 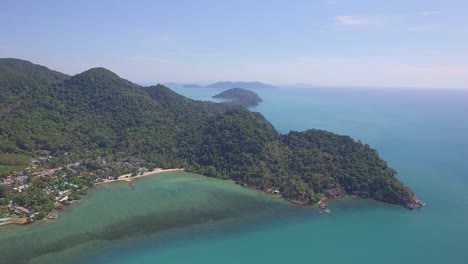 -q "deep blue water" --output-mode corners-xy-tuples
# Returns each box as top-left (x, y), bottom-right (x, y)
(158, 86), (468, 264)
